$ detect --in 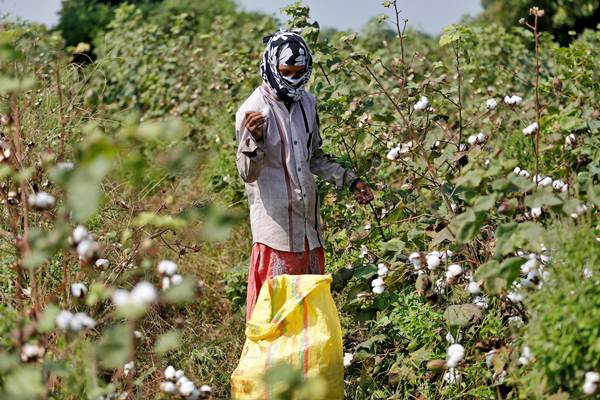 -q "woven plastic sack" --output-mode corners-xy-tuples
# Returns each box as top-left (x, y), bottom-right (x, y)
(231, 274), (343, 399)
